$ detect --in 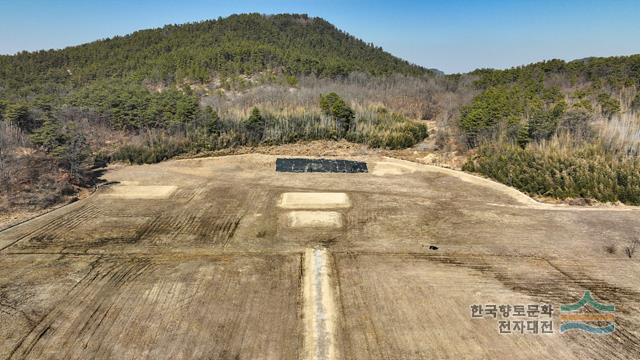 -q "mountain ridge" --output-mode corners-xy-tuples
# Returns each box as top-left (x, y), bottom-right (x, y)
(0, 13), (431, 100)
